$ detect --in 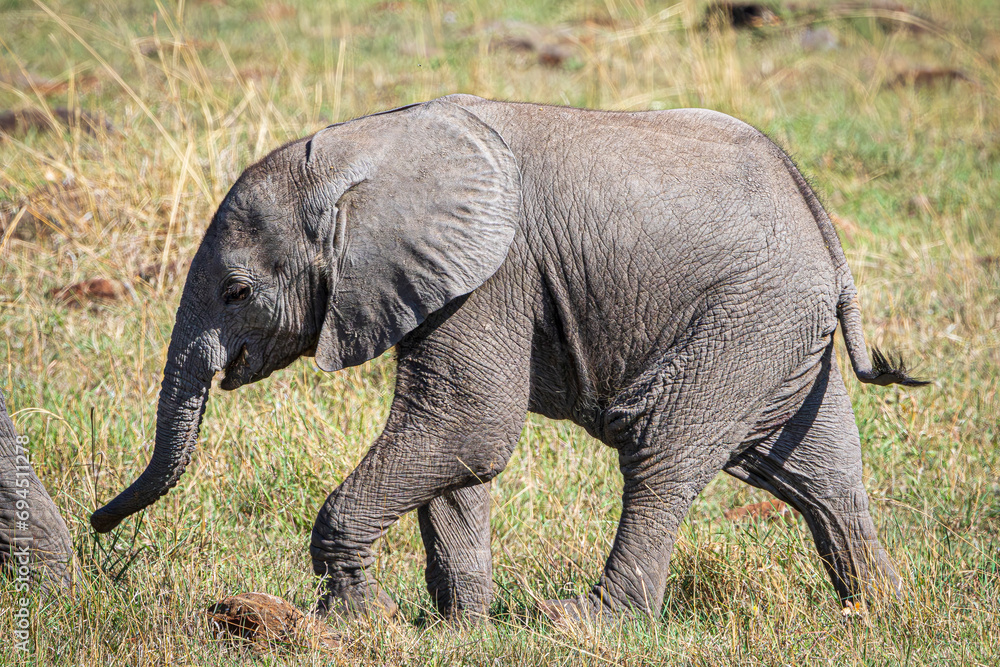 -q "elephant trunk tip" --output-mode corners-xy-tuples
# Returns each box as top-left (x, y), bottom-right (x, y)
(90, 507), (125, 533)
(89, 462), (189, 534)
